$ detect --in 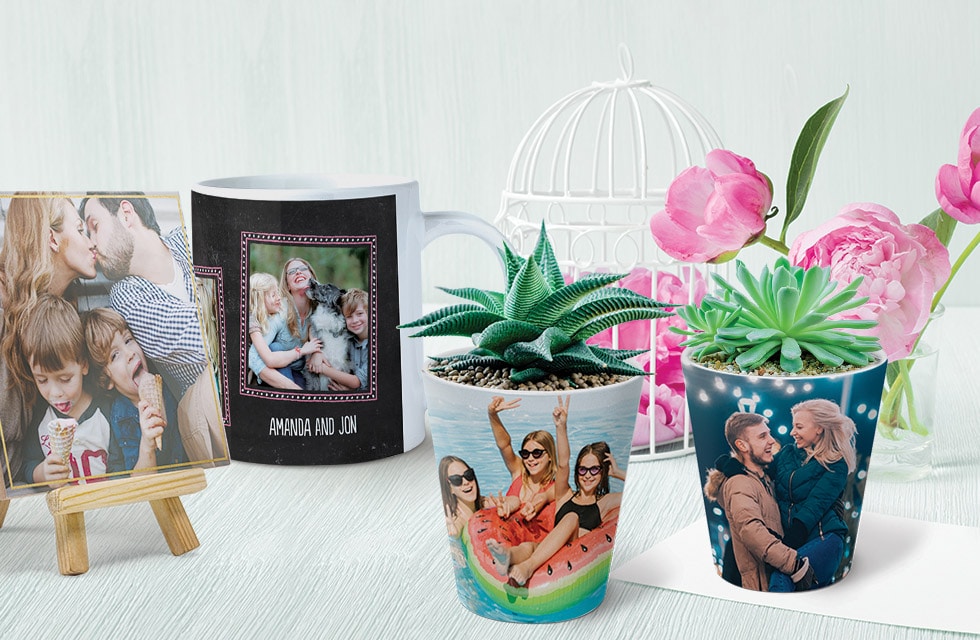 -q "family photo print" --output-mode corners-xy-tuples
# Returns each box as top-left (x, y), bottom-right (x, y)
(0, 191), (228, 500)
